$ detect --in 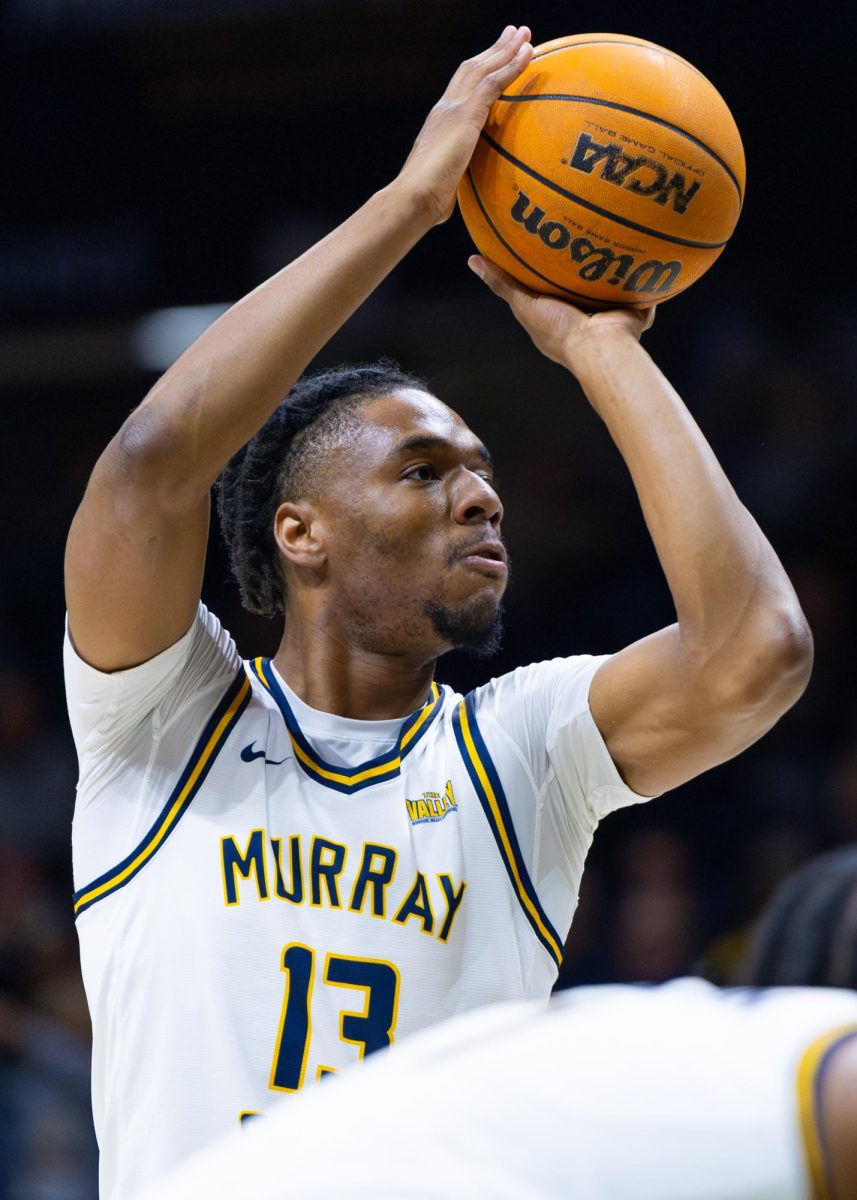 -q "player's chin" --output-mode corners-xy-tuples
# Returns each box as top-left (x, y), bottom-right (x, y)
(454, 560), (509, 603)
(424, 591), (505, 659)
(438, 578), (506, 623)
